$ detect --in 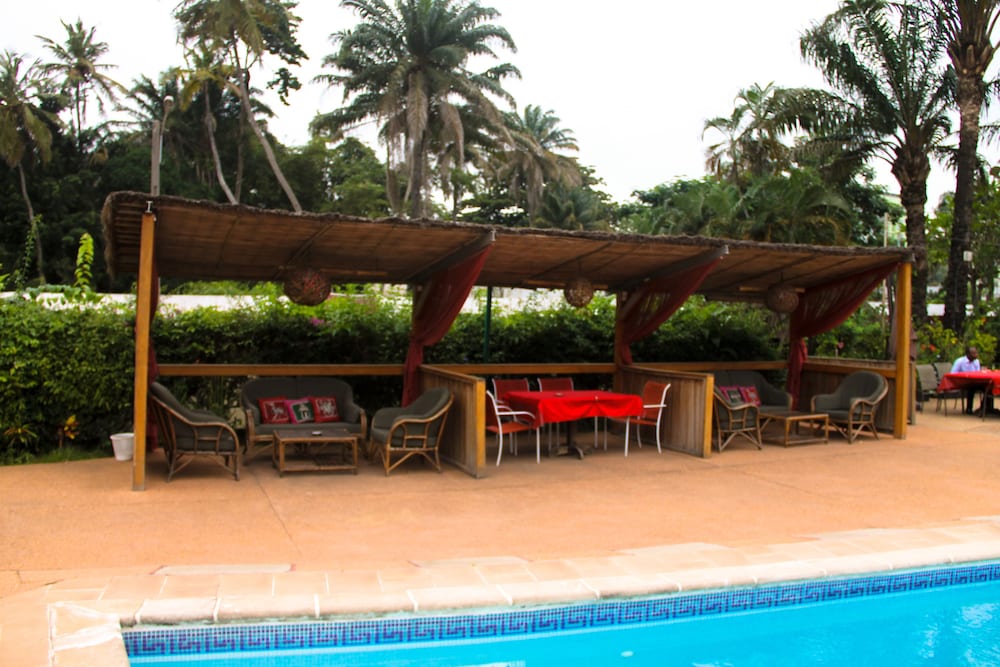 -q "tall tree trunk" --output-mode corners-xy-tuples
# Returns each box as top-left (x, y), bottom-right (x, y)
(204, 89), (237, 204)
(235, 72), (302, 213)
(942, 74), (984, 333)
(16, 163), (45, 283)
(892, 149), (929, 328)
(405, 137), (427, 218)
(235, 112), (244, 202)
(385, 145), (401, 214)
